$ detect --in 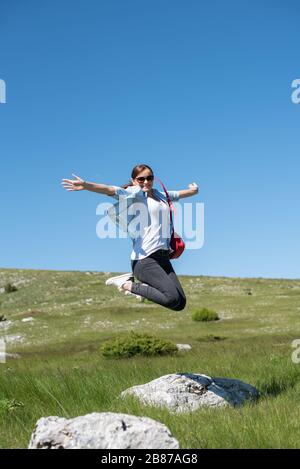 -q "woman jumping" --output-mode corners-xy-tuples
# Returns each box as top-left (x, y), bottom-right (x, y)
(61, 164), (198, 311)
